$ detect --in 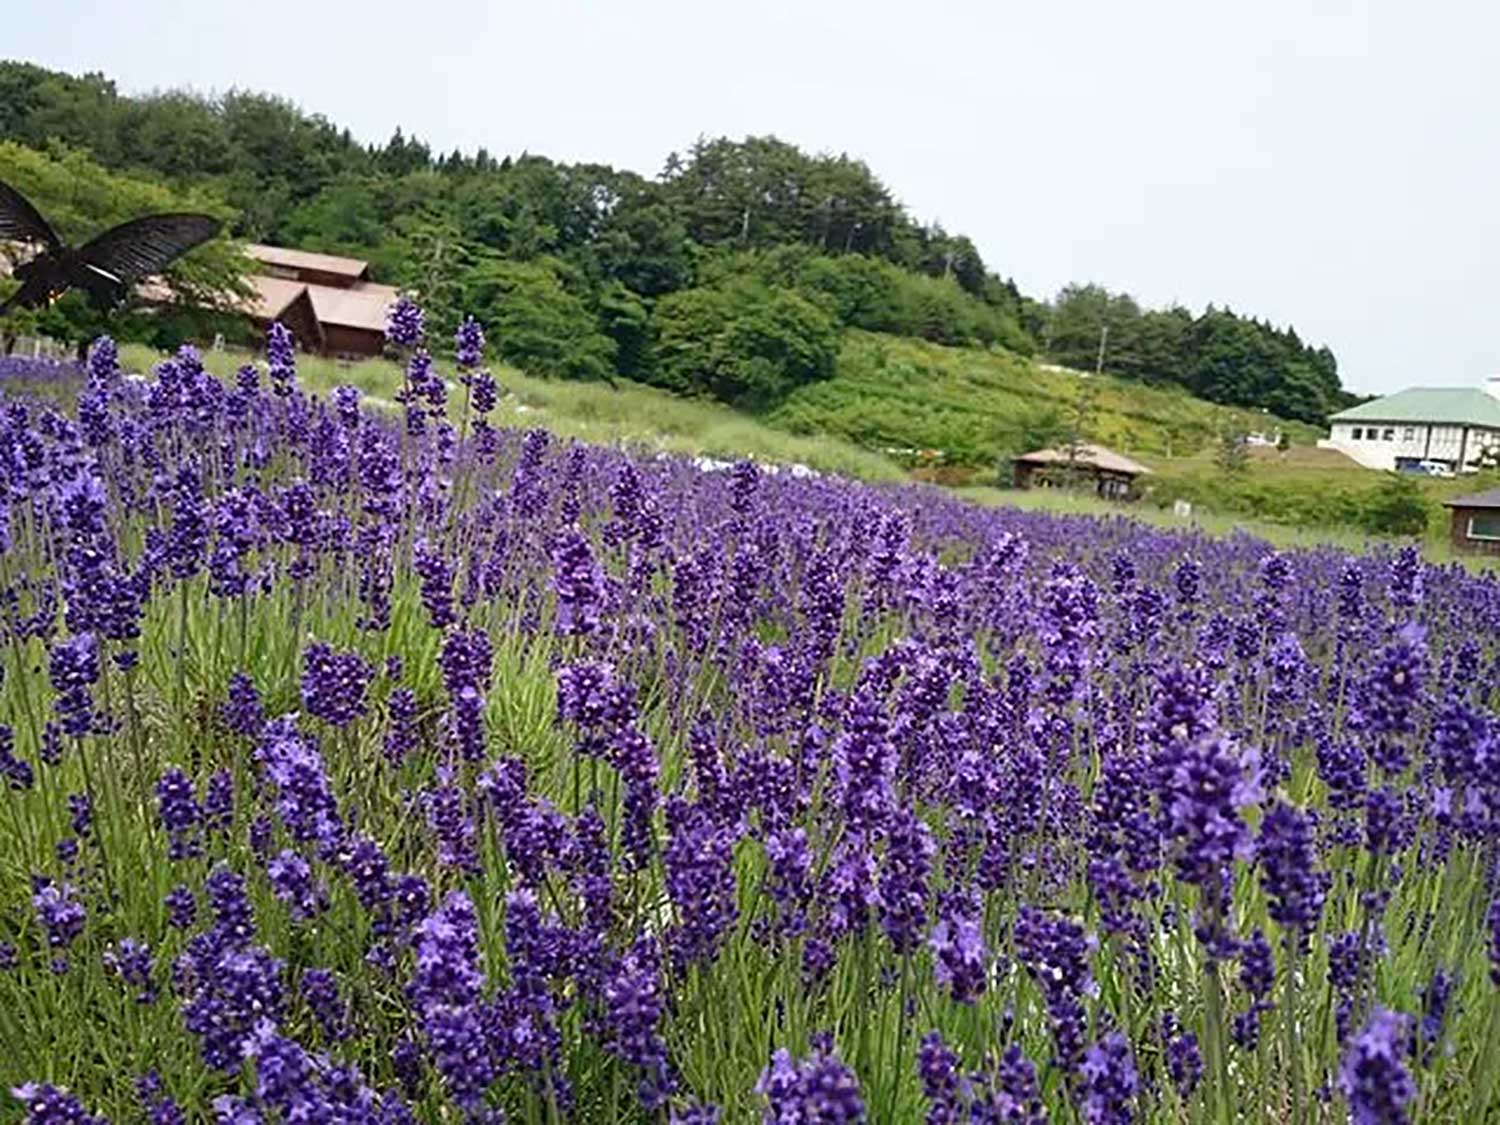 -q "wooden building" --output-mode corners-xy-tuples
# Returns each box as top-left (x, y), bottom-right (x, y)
(1011, 443), (1152, 500)
(1442, 487), (1500, 556)
(242, 245), (399, 359)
